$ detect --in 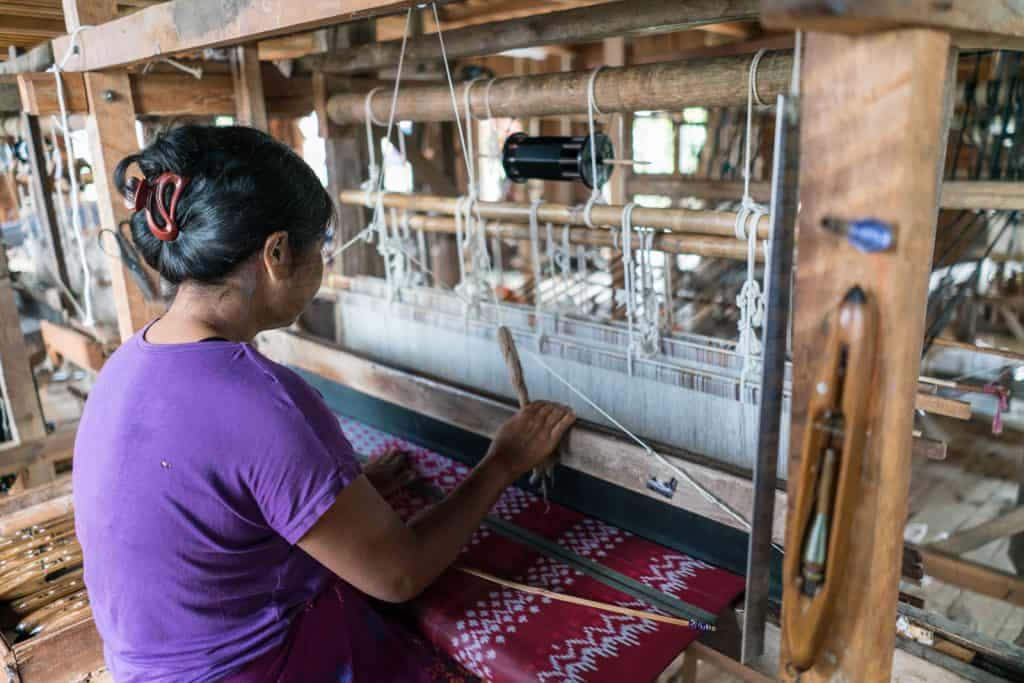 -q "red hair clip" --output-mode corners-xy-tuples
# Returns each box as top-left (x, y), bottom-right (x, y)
(124, 172), (190, 242)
